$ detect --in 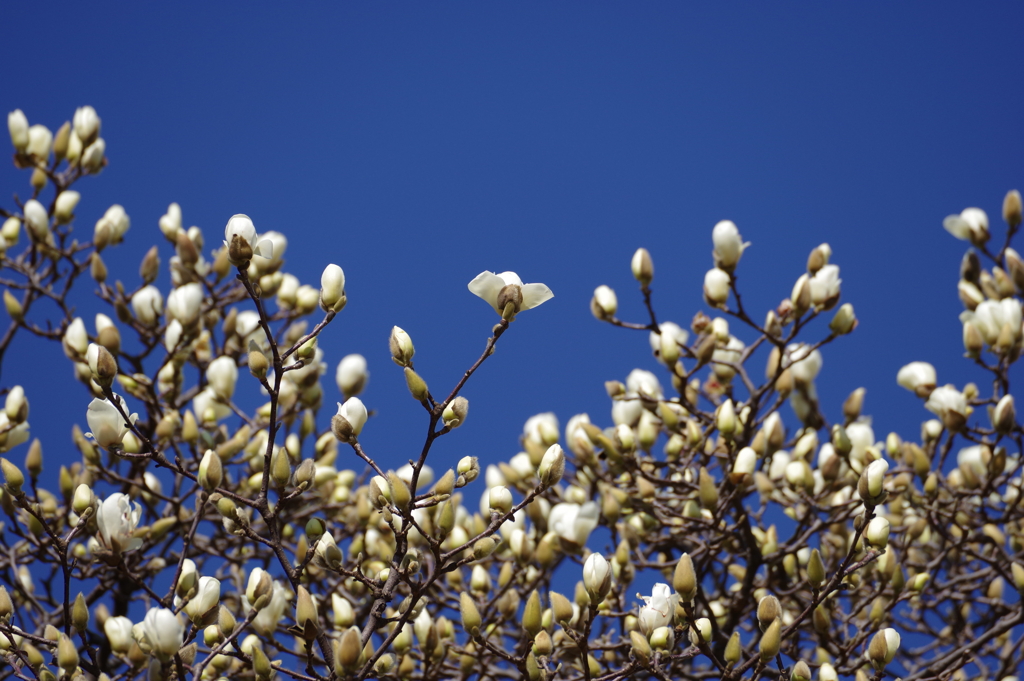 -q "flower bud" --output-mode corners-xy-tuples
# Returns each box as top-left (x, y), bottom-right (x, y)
(4, 290), (23, 322)
(389, 326), (415, 366)
(791, 660), (811, 681)
(8, 110), (29, 152)
(591, 285), (618, 319)
(993, 394), (1015, 434)
(791, 274), (811, 316)
(319, 264), (346, 313)
(86, 343), (118, 387)
(704, 268), (731, 307)
(724, 631), (741, 665)
(72, 484), (93, 514)
(631, 248), (654, 286)
(401, 366), (429, 401)
(757, 595), (780, 632)
(538, 444), (565, 487)
(199, 449), (222, 492)
(688, 618), (712, 646)
(82, 138), (105, 173)
(335, 354), (368, 397)
(443, 396), (469, 429)
(807, 548), (825, 589)
(457, 455), (480, 484)
(72, 593), (89, 632)
(759, 617), (781, 662)
(460, 592), (481, 635)
(0, 585), (12, 621)
(630, 630), (652, 663)
(295, 586), (319, 641)
(54, 191), (81, 224)
(829, 303), (857, 335)
(522, 590), (542, 637)
(673, 553), (697, 602)
(73, 106), (101, 146)
(488, 486), (513, 515)
(716, 399), (736, 438)
(57, 633), (79, 672)
(1, 458), (24, 494)
(866, 516), (890, 549)
(1005, 189), (1022, 228)
(248, 341), (269, 379)
(583, 552), (611, 601)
